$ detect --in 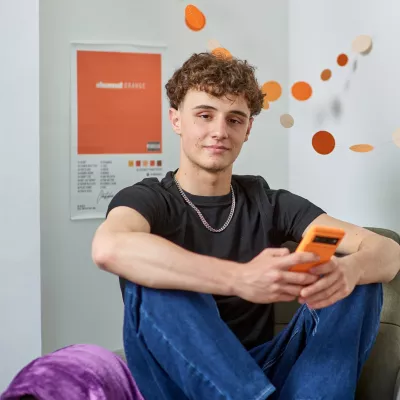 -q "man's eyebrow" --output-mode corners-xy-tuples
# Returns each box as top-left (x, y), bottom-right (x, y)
(192, 105), (249, 119)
